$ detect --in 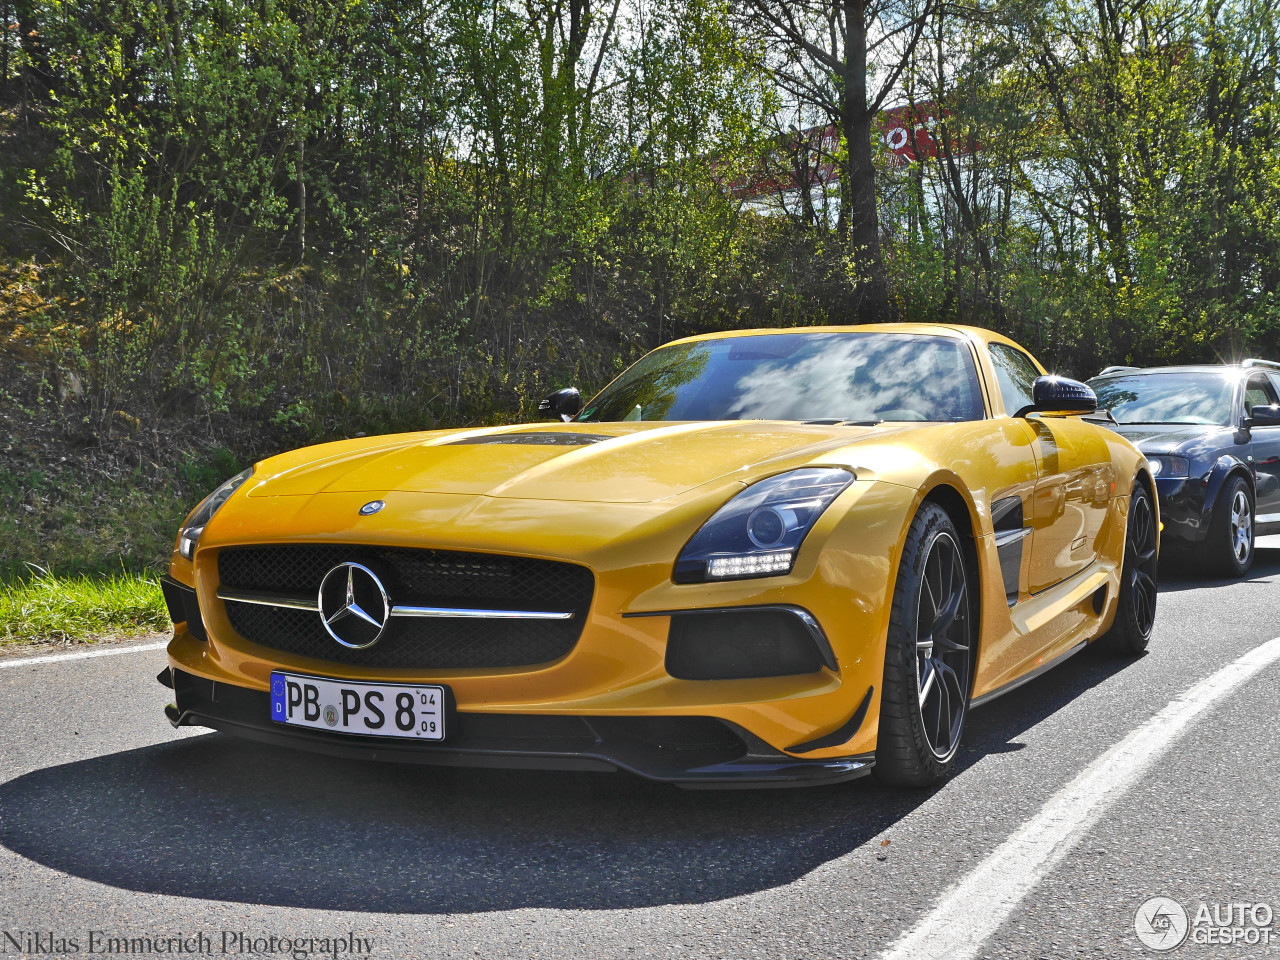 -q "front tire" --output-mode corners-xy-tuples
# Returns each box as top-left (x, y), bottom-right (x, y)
(1100, 482), (1158, 657)
(874, 503), (974, 788)
(1208, 475), (1254, 578)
